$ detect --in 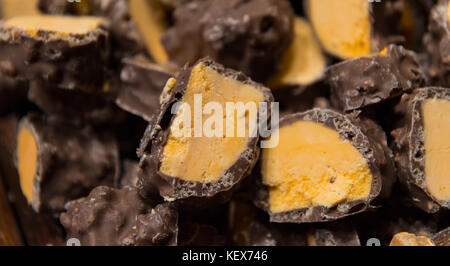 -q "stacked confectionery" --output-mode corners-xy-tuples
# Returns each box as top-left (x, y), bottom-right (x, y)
(0, 0), (448, 246)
